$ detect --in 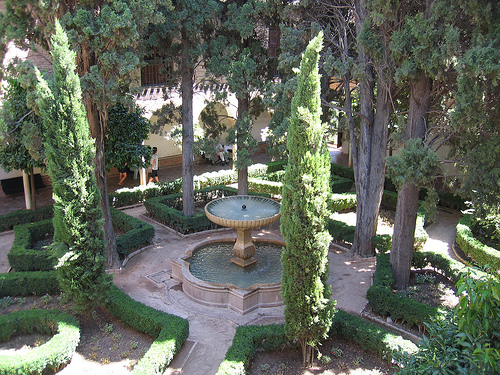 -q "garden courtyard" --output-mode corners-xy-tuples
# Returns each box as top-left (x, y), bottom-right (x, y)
(0, 148), (468, 374)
